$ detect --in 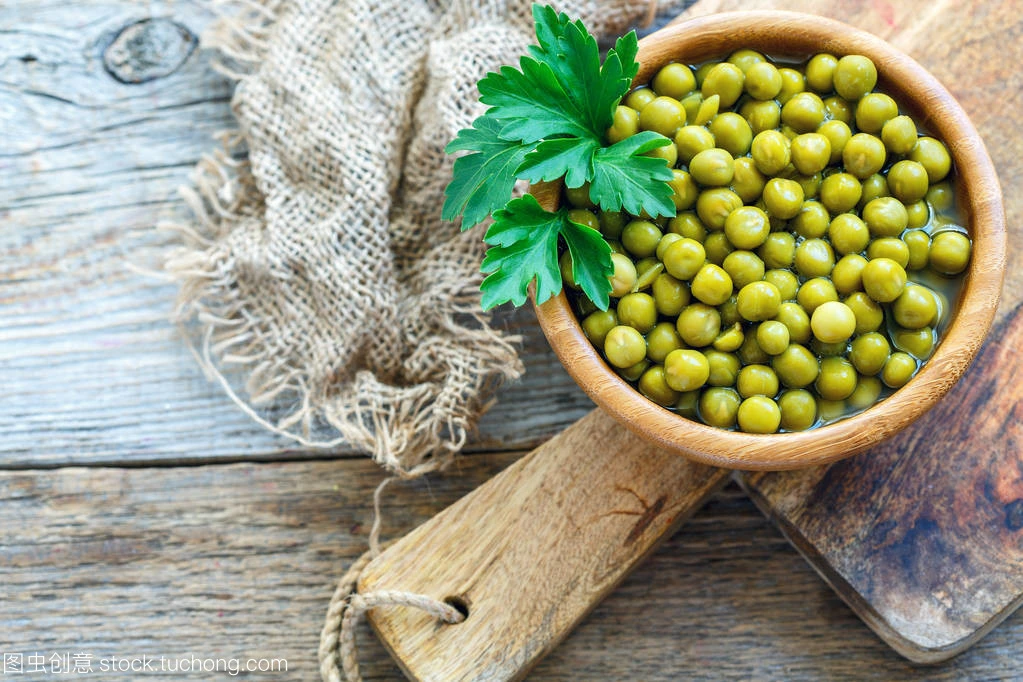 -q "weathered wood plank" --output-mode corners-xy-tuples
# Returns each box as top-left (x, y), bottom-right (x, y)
(0, 0), (592, 468)
(0, 458), (1020, 680)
